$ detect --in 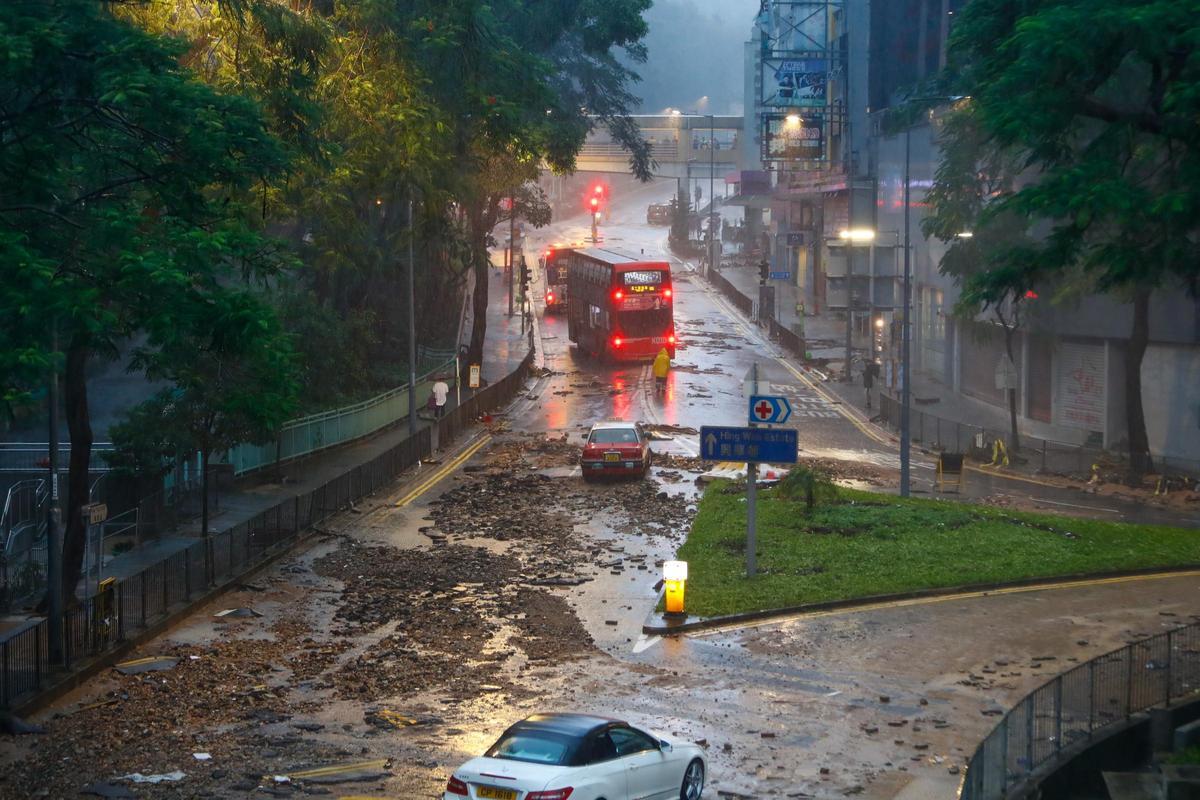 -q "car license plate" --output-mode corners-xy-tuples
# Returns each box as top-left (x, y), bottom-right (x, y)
(476, 787), (516, 800)
(652, 336), (667, 344)
(604, 452), (620, 462)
